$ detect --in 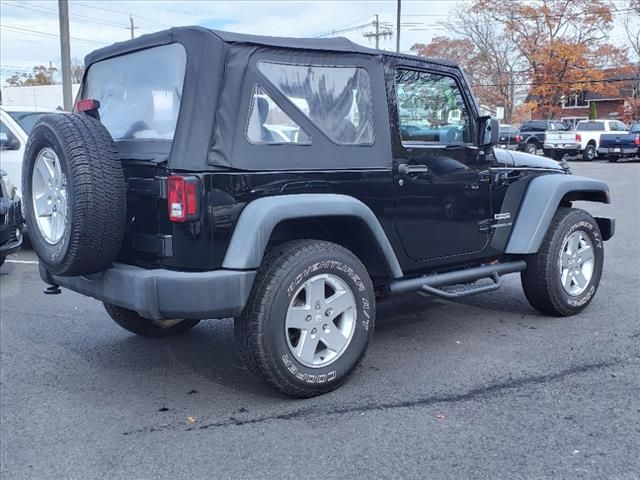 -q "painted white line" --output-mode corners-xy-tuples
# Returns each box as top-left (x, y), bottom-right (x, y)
(5, 259), (39, 265)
